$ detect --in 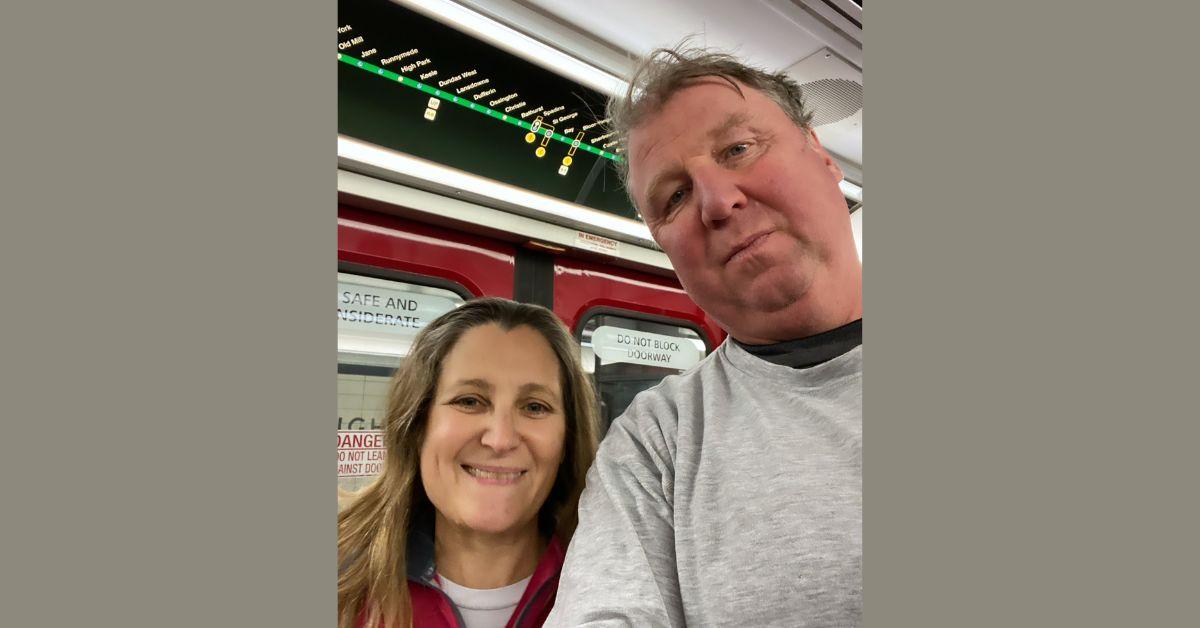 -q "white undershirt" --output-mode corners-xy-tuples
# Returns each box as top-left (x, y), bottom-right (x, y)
(437, 573), (532, 628)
